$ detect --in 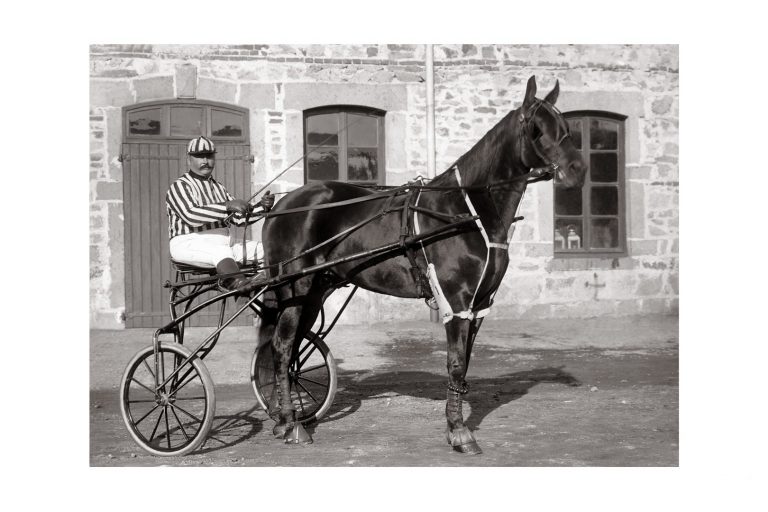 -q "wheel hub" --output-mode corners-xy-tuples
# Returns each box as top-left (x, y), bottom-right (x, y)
(157, 392), (175, 406)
